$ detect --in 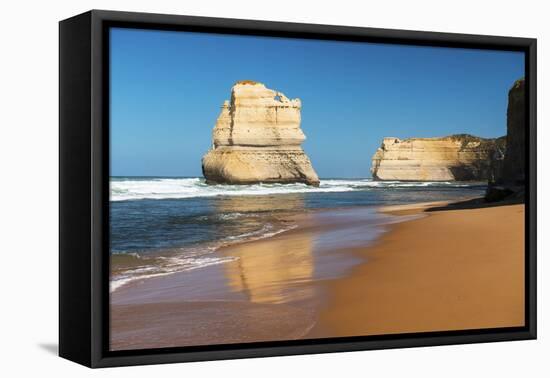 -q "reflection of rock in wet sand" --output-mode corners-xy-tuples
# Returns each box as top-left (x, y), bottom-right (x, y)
(216, 194), (316, 304)
(223, 235), (315, 304)
(108, 194), (321, 350)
